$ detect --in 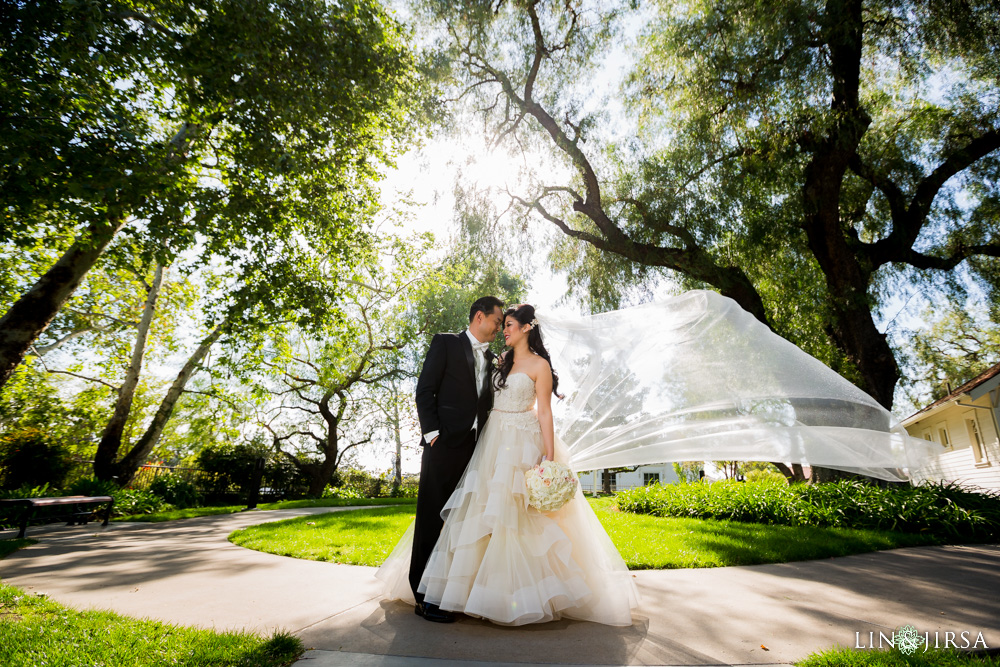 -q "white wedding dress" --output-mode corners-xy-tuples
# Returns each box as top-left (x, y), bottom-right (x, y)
(375, 372), (639, 626)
